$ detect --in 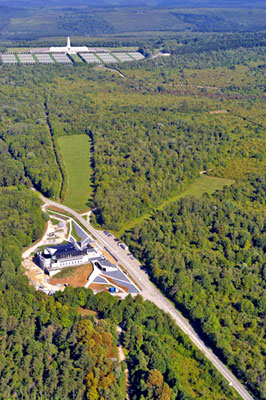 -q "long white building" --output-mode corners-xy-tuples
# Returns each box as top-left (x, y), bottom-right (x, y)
(38, 240), (99, 275)
(49, 37), (89, 54)
(38, 240), (117, 276)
